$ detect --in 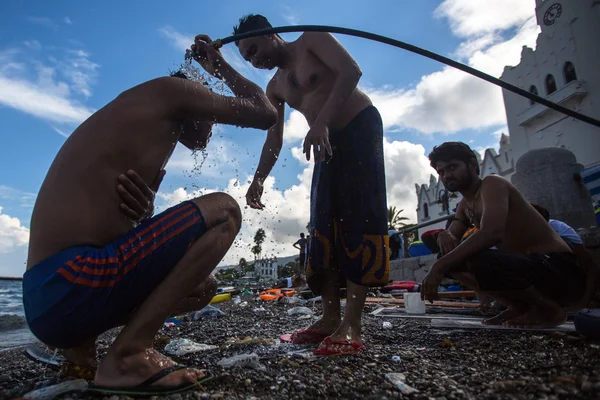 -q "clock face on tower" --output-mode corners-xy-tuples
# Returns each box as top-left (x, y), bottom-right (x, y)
(543, 3), (563, 26)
